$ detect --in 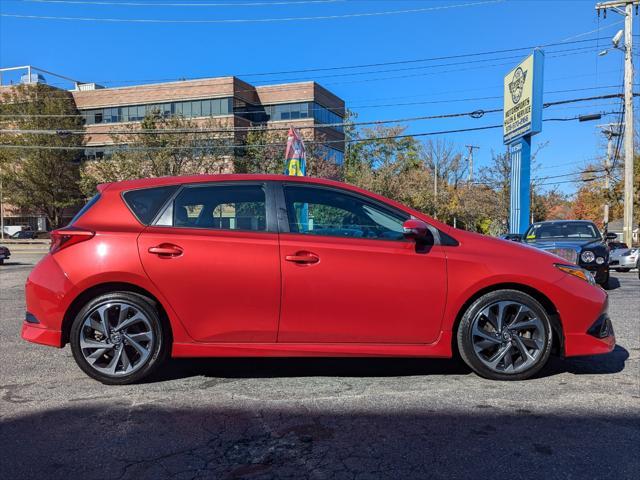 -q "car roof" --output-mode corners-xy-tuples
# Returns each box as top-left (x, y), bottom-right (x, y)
(100, 174), (351, 193)
(97, 174), (452, 233)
